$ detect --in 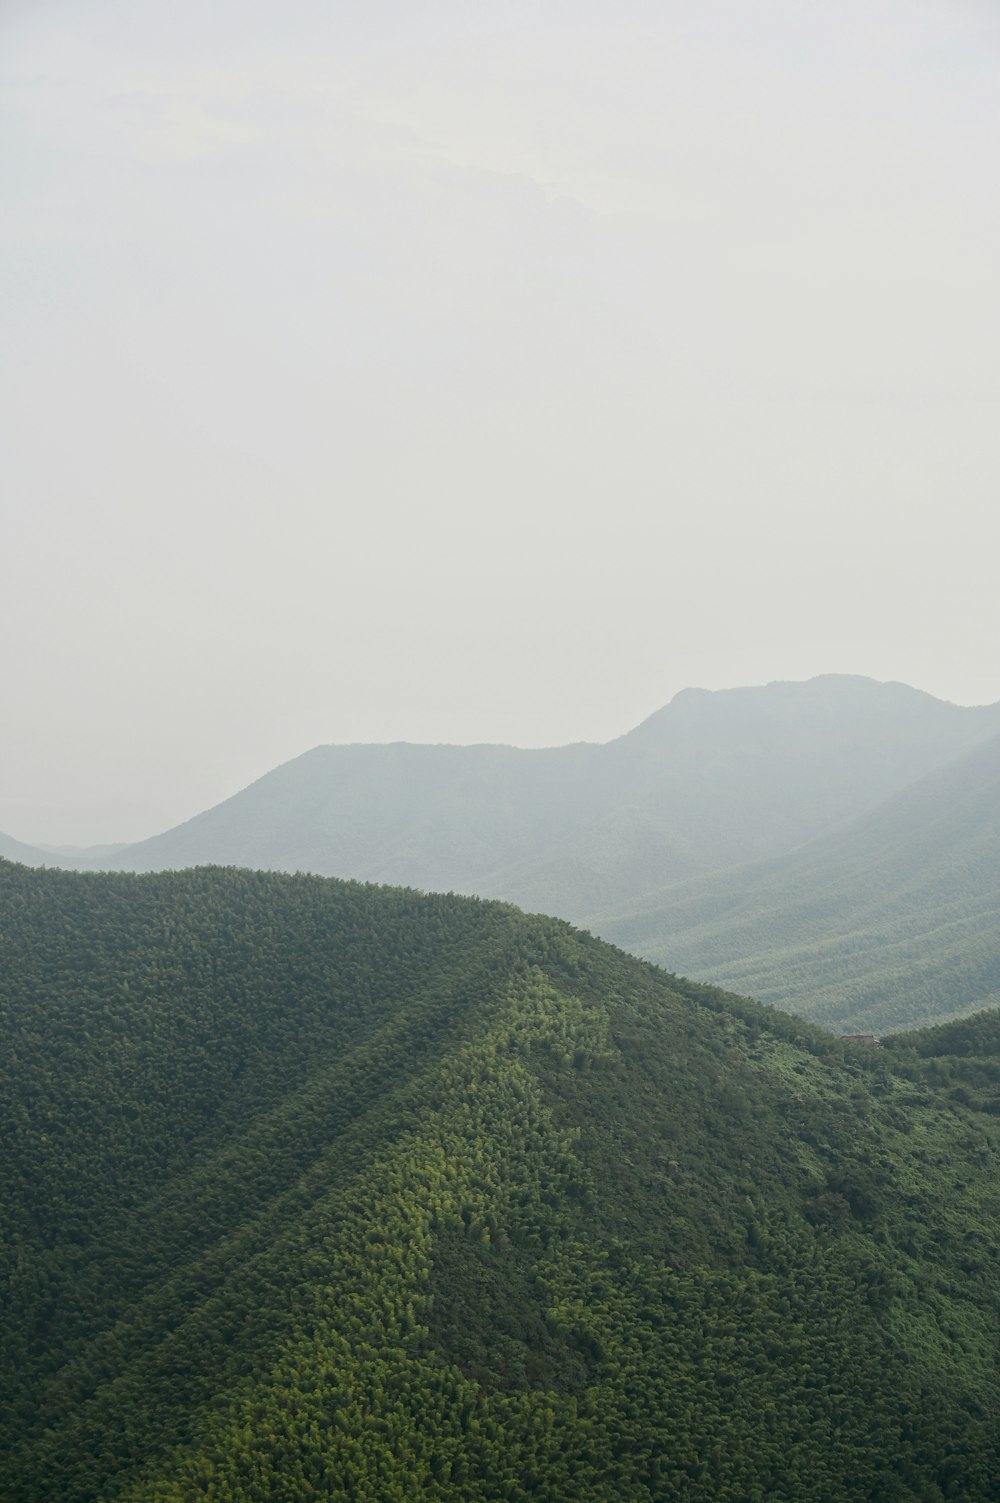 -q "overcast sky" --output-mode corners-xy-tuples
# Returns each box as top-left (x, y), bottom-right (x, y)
(4, 0), (1000, 844)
